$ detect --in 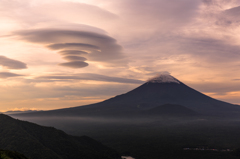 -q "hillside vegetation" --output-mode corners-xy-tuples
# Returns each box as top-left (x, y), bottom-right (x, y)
(0, 114), (120, 159)
(0, 150), (28, 159)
